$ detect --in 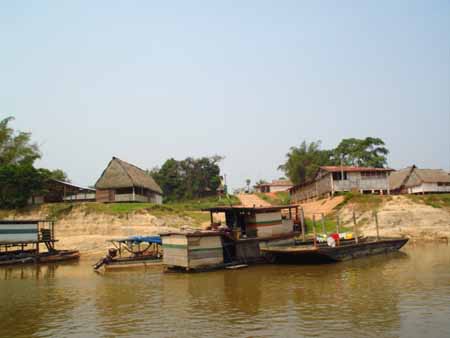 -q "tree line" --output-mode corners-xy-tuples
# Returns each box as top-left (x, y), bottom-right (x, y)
(0, 117), (68, 208)
(278, 138), (389, 185)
